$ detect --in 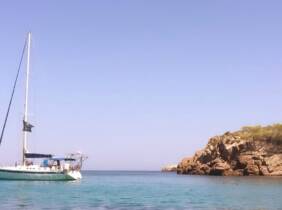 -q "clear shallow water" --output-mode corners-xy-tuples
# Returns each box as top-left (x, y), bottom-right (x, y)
(0, 171), (282, 210)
